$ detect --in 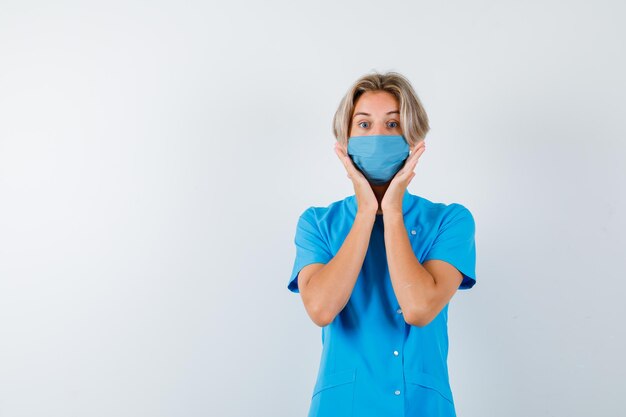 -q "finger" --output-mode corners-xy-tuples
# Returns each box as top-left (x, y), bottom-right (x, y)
(405, 151), (423, 173)
(410, 143), (426, 163)
(398, 146), (423, 178)
(413, 146), (426, 162)
(398, 144), (424, 176)
(410, 142), (426, 159)
(334, 143), (350, 167)
(401, 146), (422, 170)
(334, 142), (350, 161)
(334, 143), (360, 178)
